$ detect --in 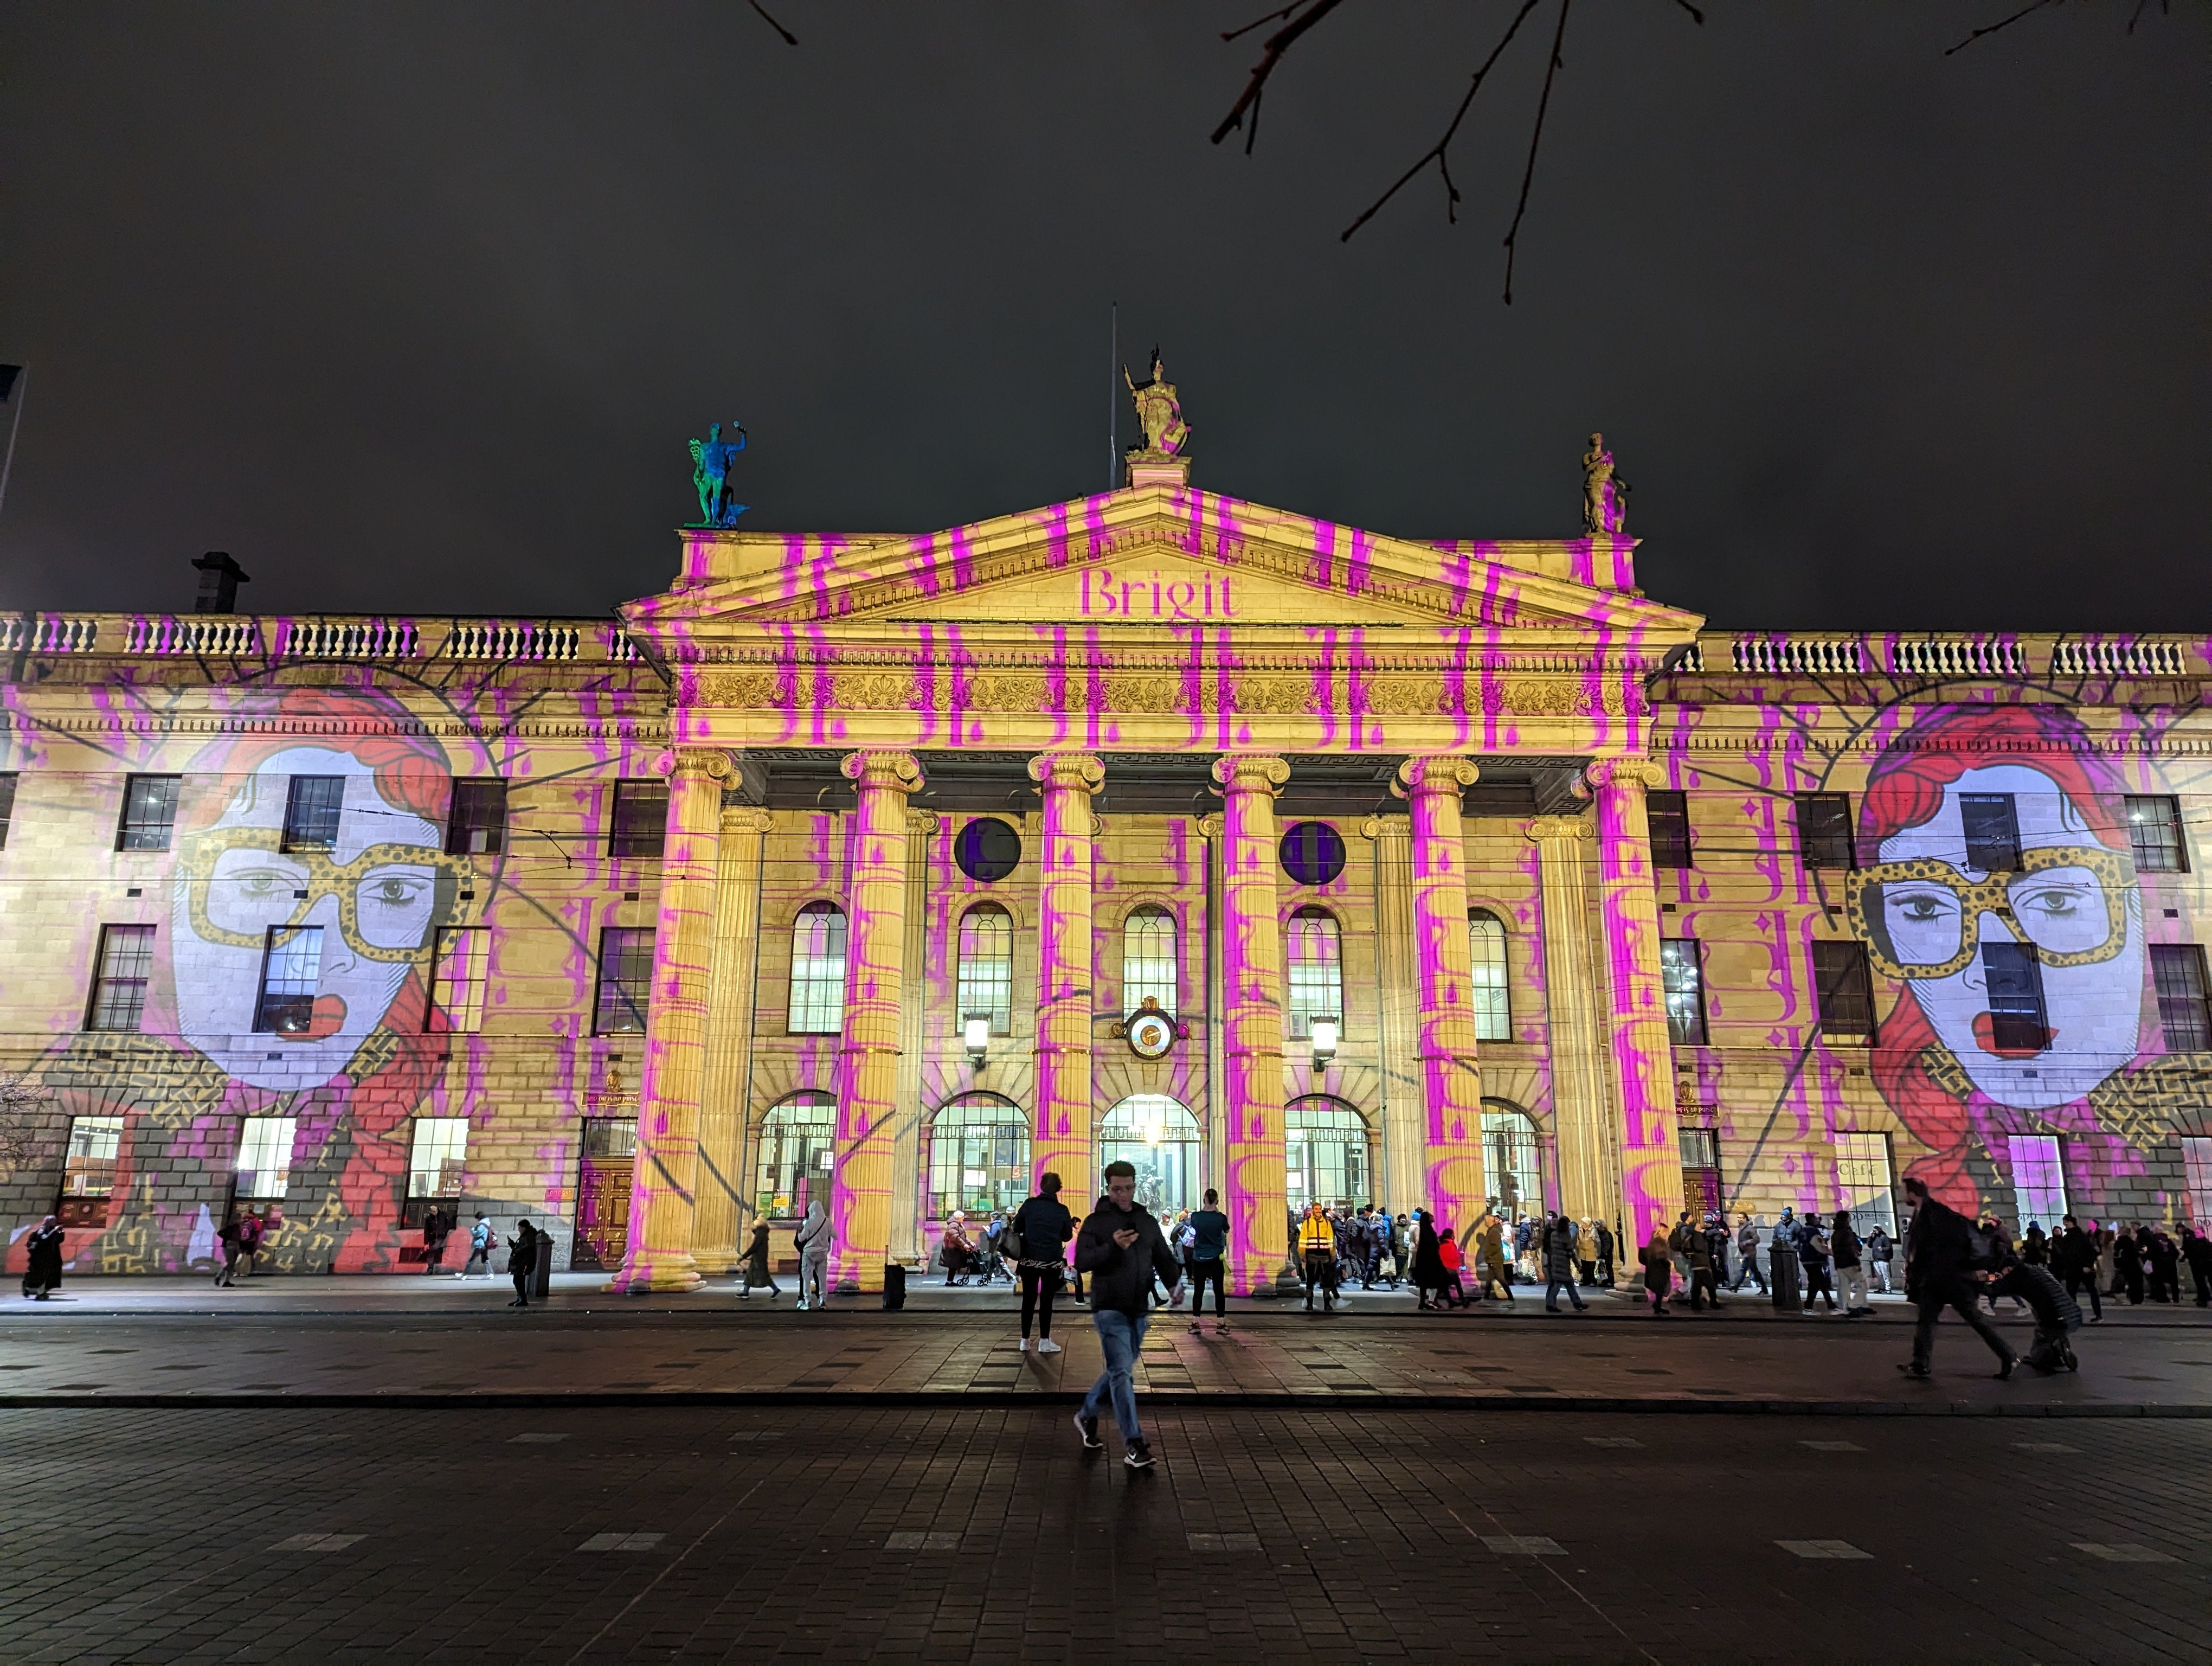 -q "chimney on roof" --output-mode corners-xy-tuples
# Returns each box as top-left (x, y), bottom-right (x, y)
(191, 551), (249, 614)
